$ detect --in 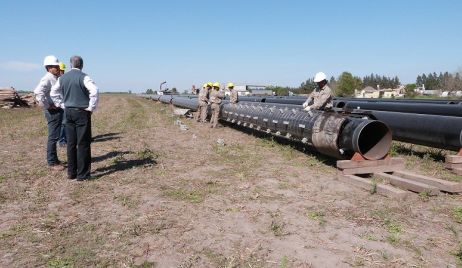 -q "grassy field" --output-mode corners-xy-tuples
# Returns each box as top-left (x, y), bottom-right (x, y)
(1, 94), (462, 267)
